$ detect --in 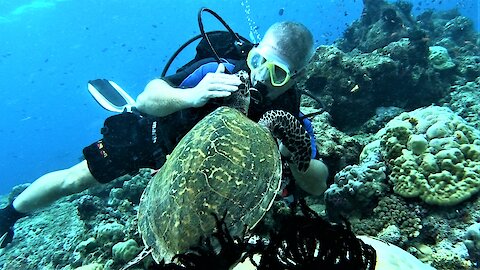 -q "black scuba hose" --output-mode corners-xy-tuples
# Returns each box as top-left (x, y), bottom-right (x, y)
(197, 7), (243, 67)
(161, 32), (213, 77)
(161, 8), (251, 77)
